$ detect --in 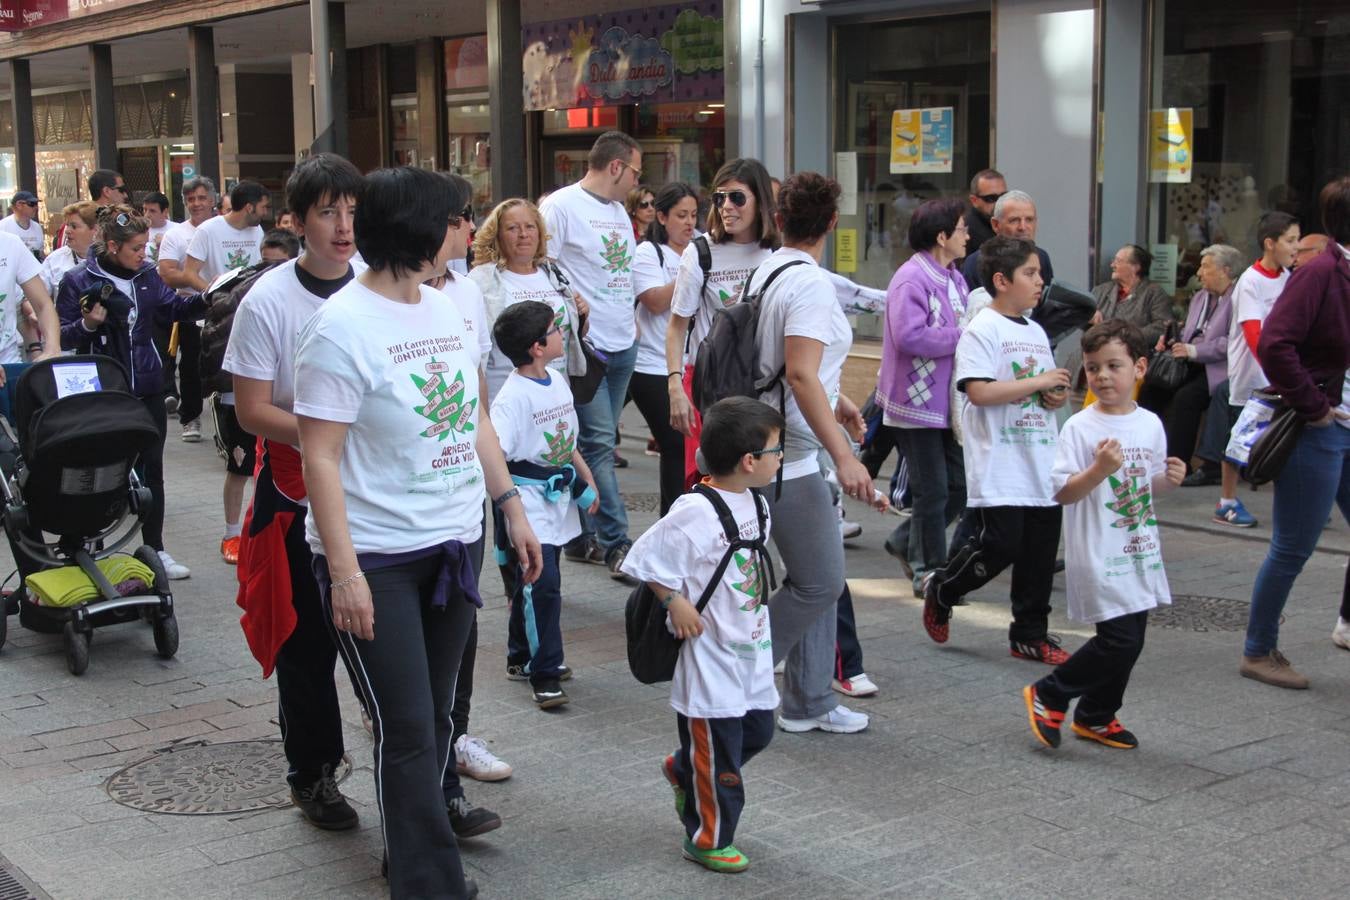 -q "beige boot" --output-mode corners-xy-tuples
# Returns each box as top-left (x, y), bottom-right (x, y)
(1240, 649), (1310, 690)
